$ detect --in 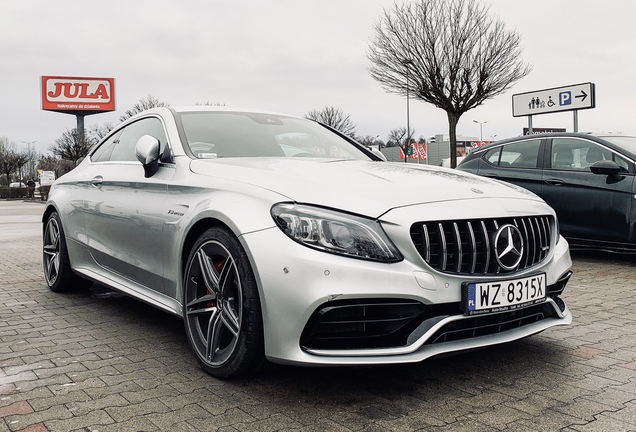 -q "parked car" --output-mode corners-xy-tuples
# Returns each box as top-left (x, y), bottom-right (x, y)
(9, 182), (25, 188)
(458, 132), (636, 252)
(43, 107), (573, 379)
